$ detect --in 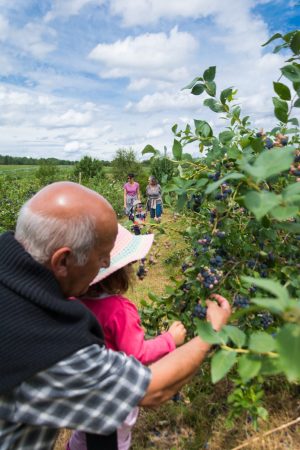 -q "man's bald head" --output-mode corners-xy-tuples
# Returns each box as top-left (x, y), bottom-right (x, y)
(28, 181), (115, 222)
(15, 182), (118, 296)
